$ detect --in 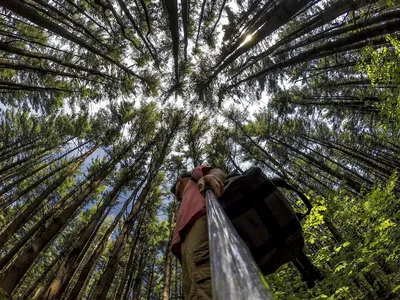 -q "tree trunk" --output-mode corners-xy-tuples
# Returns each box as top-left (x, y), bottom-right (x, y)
(1, 0), (145, 80)
(93, 179), (154, 300)
(0, 142), (58, 176)
(0, 151), (49, 183)
(115, 0), (158, 67)
(280, 7), (400, 55)
(232, 20), (400, 88)
(20, 252), (61, 300)
(162, 206), (176, 300)
(37, 176), (130, 300)
(0, 138), (45, 163)
(122, 215), (146, 300)
(66, 185), (139, 300)
(114, 223), (143, 300)
(0, 143), (99, 247)
(132, 251), (146, 300)
(0, 42), (118, 81)
(0, 141), (84, 197)
(275, 138), (362, 192)
(31, 0), (107, 47)
(210, 0), (312, 81)
(181, 0), (189, 60)
(0, 155), (118, 295)
(0, 177), (90, 270)
(146, 255), (156, 300)
(0, 60), (101, 82)
(323, 217), (343, 243)
(0, 146), (90, 212)
(163, 0), (179, 82)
